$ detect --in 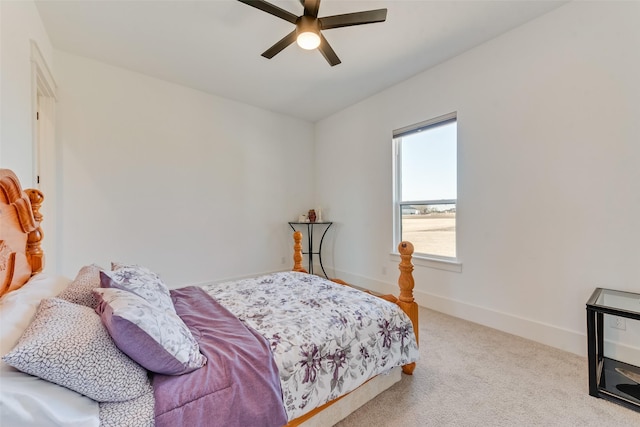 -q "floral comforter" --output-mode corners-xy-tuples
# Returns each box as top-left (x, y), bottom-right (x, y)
(201, 271), (419, 421)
